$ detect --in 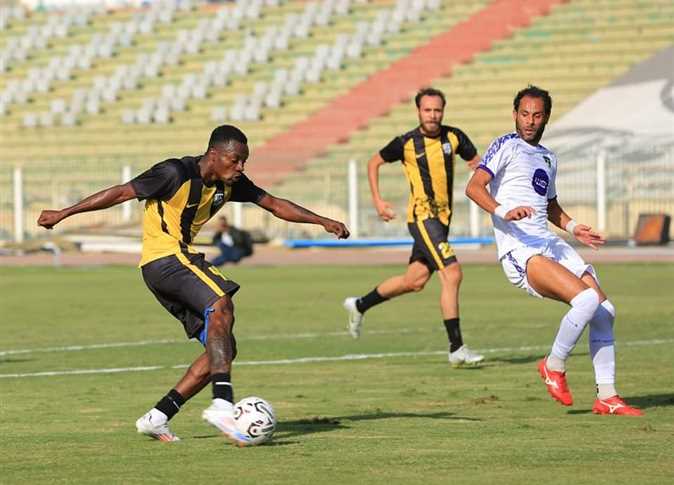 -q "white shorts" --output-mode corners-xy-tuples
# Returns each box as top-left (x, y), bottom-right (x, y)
(500, 237), (598, 298)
